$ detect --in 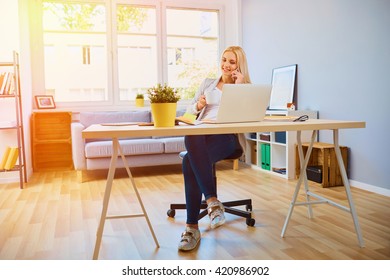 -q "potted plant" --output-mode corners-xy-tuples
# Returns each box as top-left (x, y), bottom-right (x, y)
(135, 93), (144, 107)
(147, 83), (181, 127)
